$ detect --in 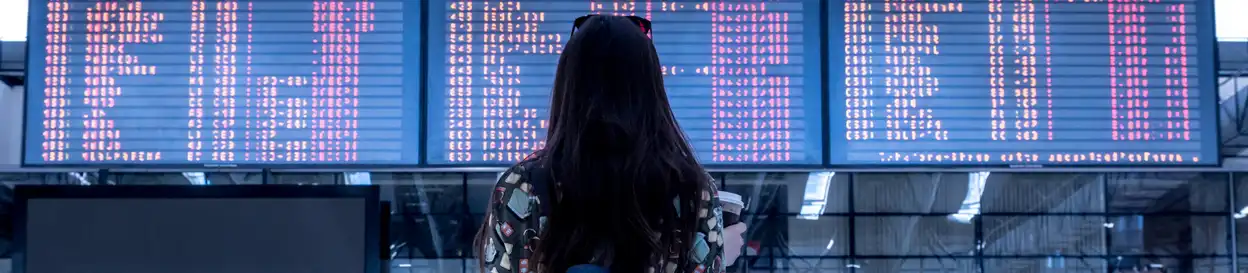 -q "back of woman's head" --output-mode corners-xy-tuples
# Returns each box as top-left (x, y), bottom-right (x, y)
(536, 15), (711, 272)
